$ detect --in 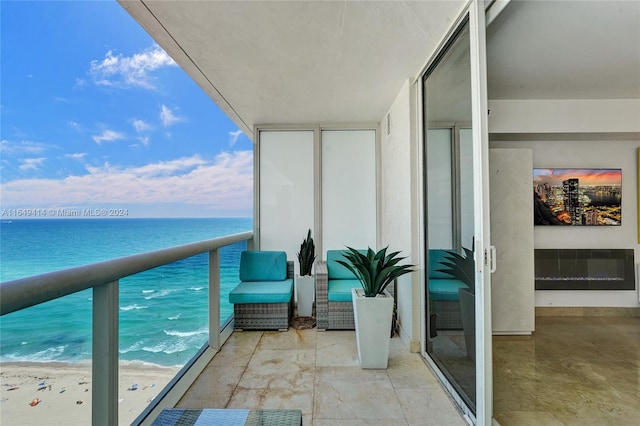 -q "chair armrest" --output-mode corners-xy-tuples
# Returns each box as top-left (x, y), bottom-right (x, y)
(287, 261), (294, 280)
(315, 261), (328, 329)
(315, 261), (328, 294)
